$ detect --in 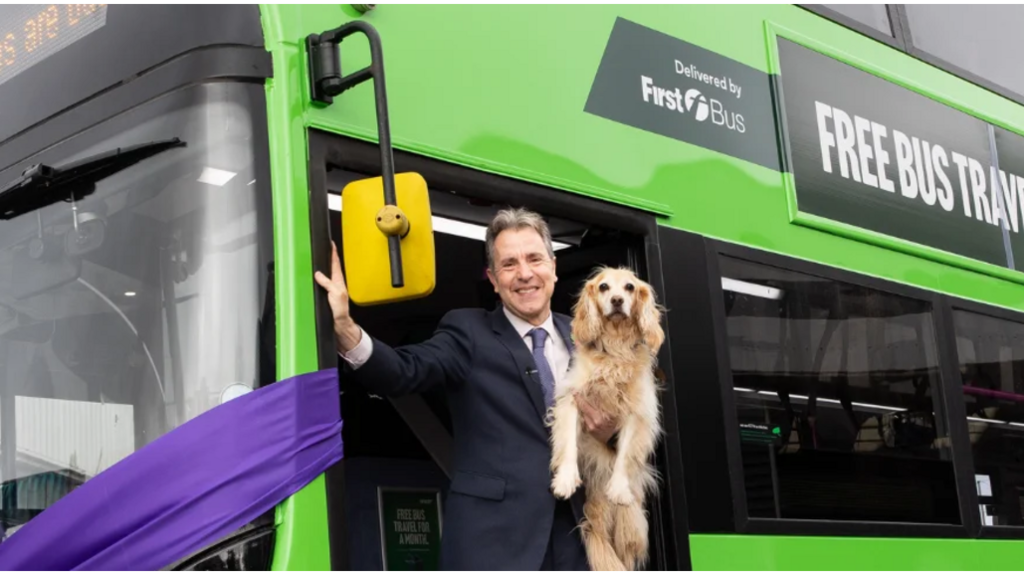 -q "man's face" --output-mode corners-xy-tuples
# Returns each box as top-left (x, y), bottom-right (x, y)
(486, 227), (557, 325)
